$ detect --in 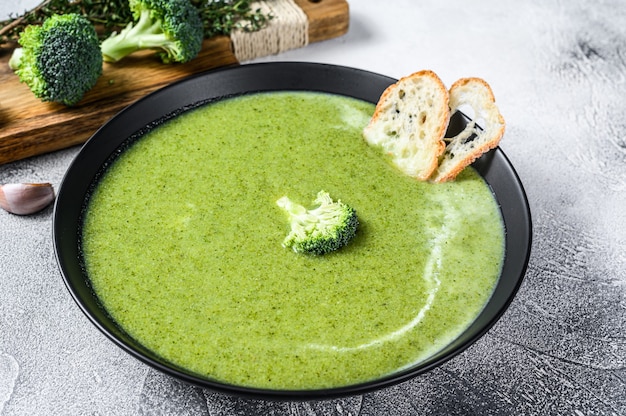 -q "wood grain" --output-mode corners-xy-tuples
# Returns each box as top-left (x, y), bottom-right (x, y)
(295, 0), (349, 43)
(0, 0), (349, 165)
